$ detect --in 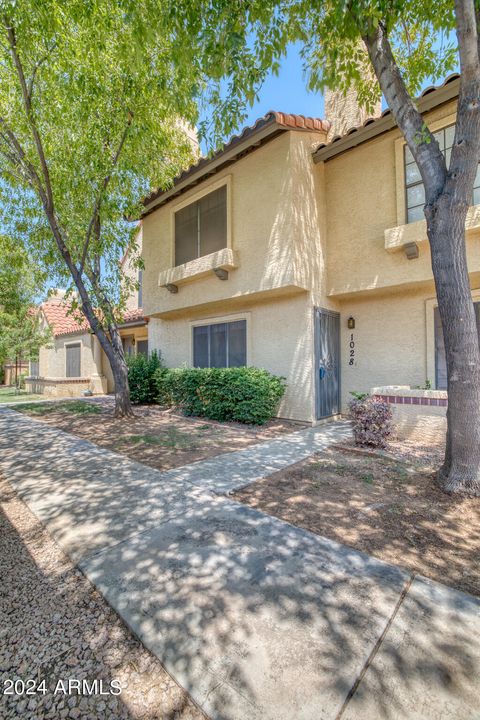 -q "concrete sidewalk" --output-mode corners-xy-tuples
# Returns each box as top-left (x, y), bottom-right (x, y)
(0, 407), (478, 720)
